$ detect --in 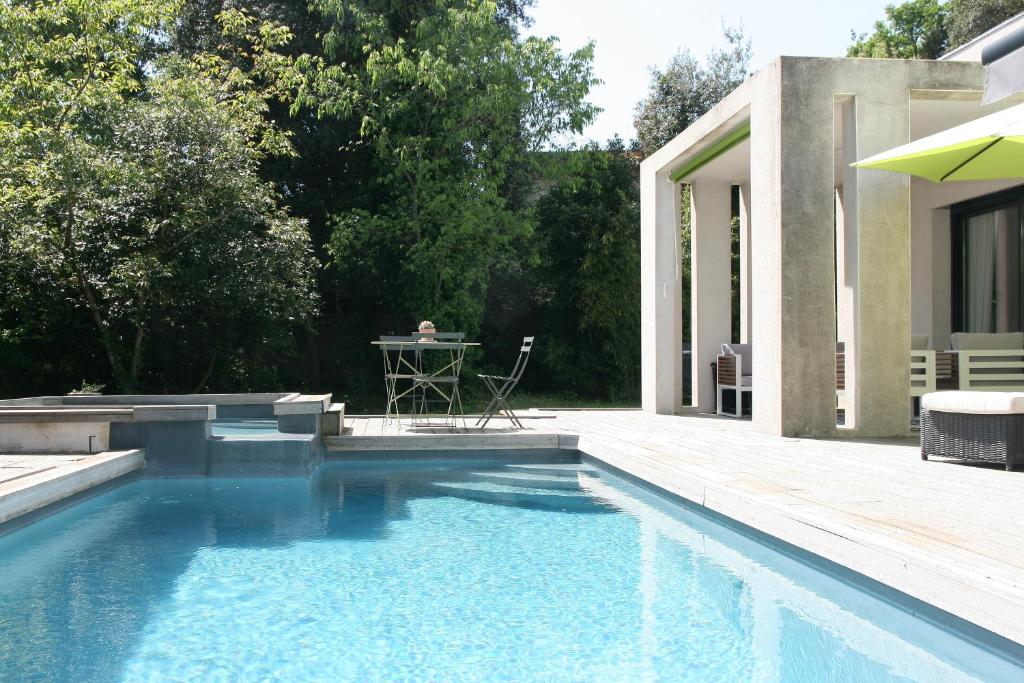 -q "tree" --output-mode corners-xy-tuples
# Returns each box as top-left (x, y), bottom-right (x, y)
(633, 26), (751, 157)
(0, 3), (317, 393)
(268, 0), (599, 405)
(307, 0), (596, 326)
(849, 0), (1024, 59)
(633, 27), (751, 347)
(848, 0), (948, 59)
(520, 139), (640, 400)
(946, 0), (1024, 49)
